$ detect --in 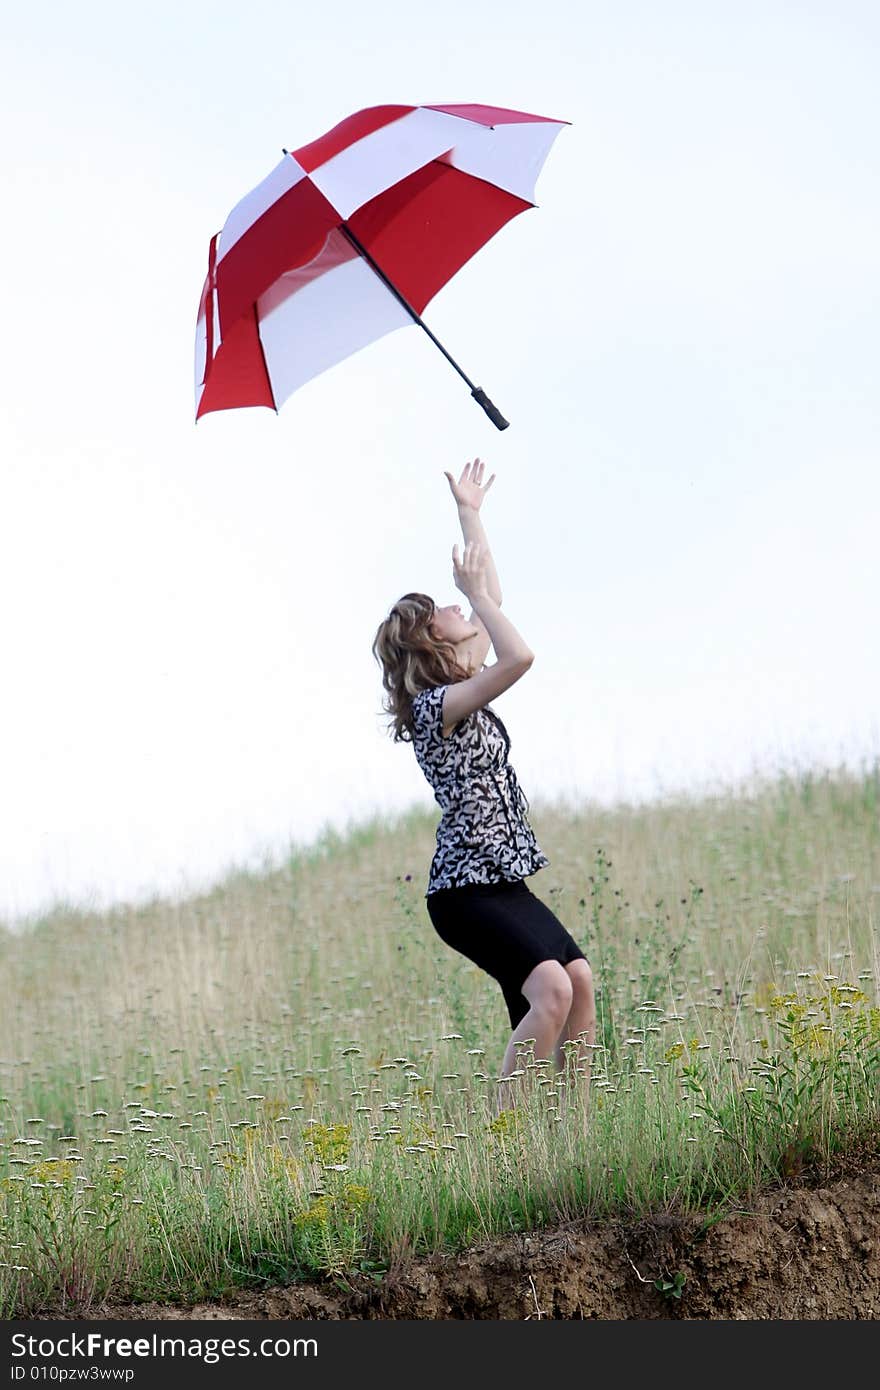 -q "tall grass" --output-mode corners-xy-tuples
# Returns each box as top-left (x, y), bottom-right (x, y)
(1, 765), (878, 1315)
